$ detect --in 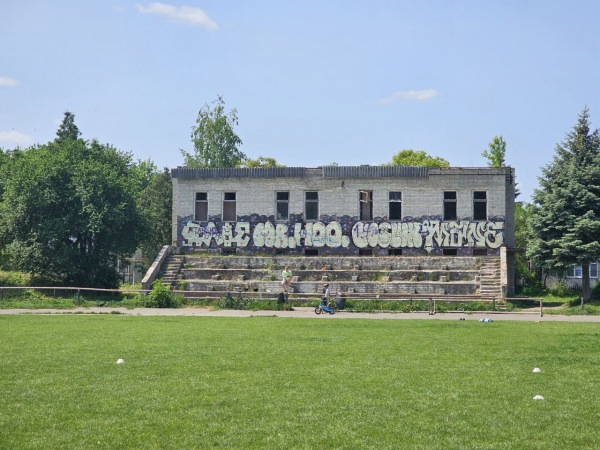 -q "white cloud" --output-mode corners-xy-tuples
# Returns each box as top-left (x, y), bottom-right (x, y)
(0, 77), (19, 88)
(0, 130), (34, 147)
(136, 2), (218, 30)
(379, 89), (439, 104)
